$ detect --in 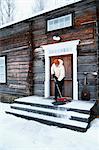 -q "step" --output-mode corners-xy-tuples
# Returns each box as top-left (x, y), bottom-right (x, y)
(15, 101), (90, 114)
(14, 97), (95, 114)
(5, 96), (96, 132)
(6, 109), (89, 132)
(14, 96), (95, 112)
(10, 103), (90, 122)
